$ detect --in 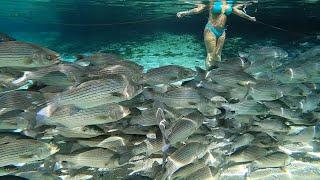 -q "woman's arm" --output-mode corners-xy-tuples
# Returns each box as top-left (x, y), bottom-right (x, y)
(177, 4), (207, 18)
(232, 7), (256, 21)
